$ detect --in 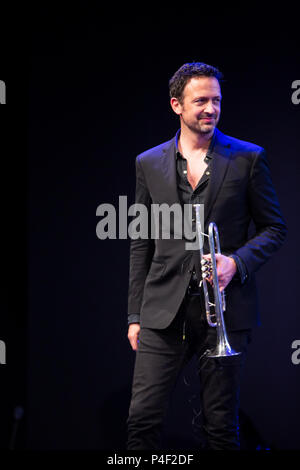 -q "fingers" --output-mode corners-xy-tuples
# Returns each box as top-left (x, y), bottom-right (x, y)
(129, 334), (139, 351)
(128, 324), (140, 351)
(201, 254), (226, 287)
(201, 257), (213, 281)
(201, 254), (234, 292)
(129, 335), (138, 351)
